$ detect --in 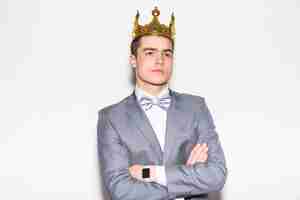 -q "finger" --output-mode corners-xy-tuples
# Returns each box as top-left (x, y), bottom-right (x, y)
(199, 148), (208, 162)
(198, 144), (208, 156)
(199, 153), (208, 163)
(196, 146), (209, 163)
(188, 144), (206, 165)
(194, 151), (203, 163)
(200, 145), (208, 154)
(192, 145), (208, 164)
(188, 144), (207, 165)
(186, 144), (202, 165)
(186, 144), (201, 165)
